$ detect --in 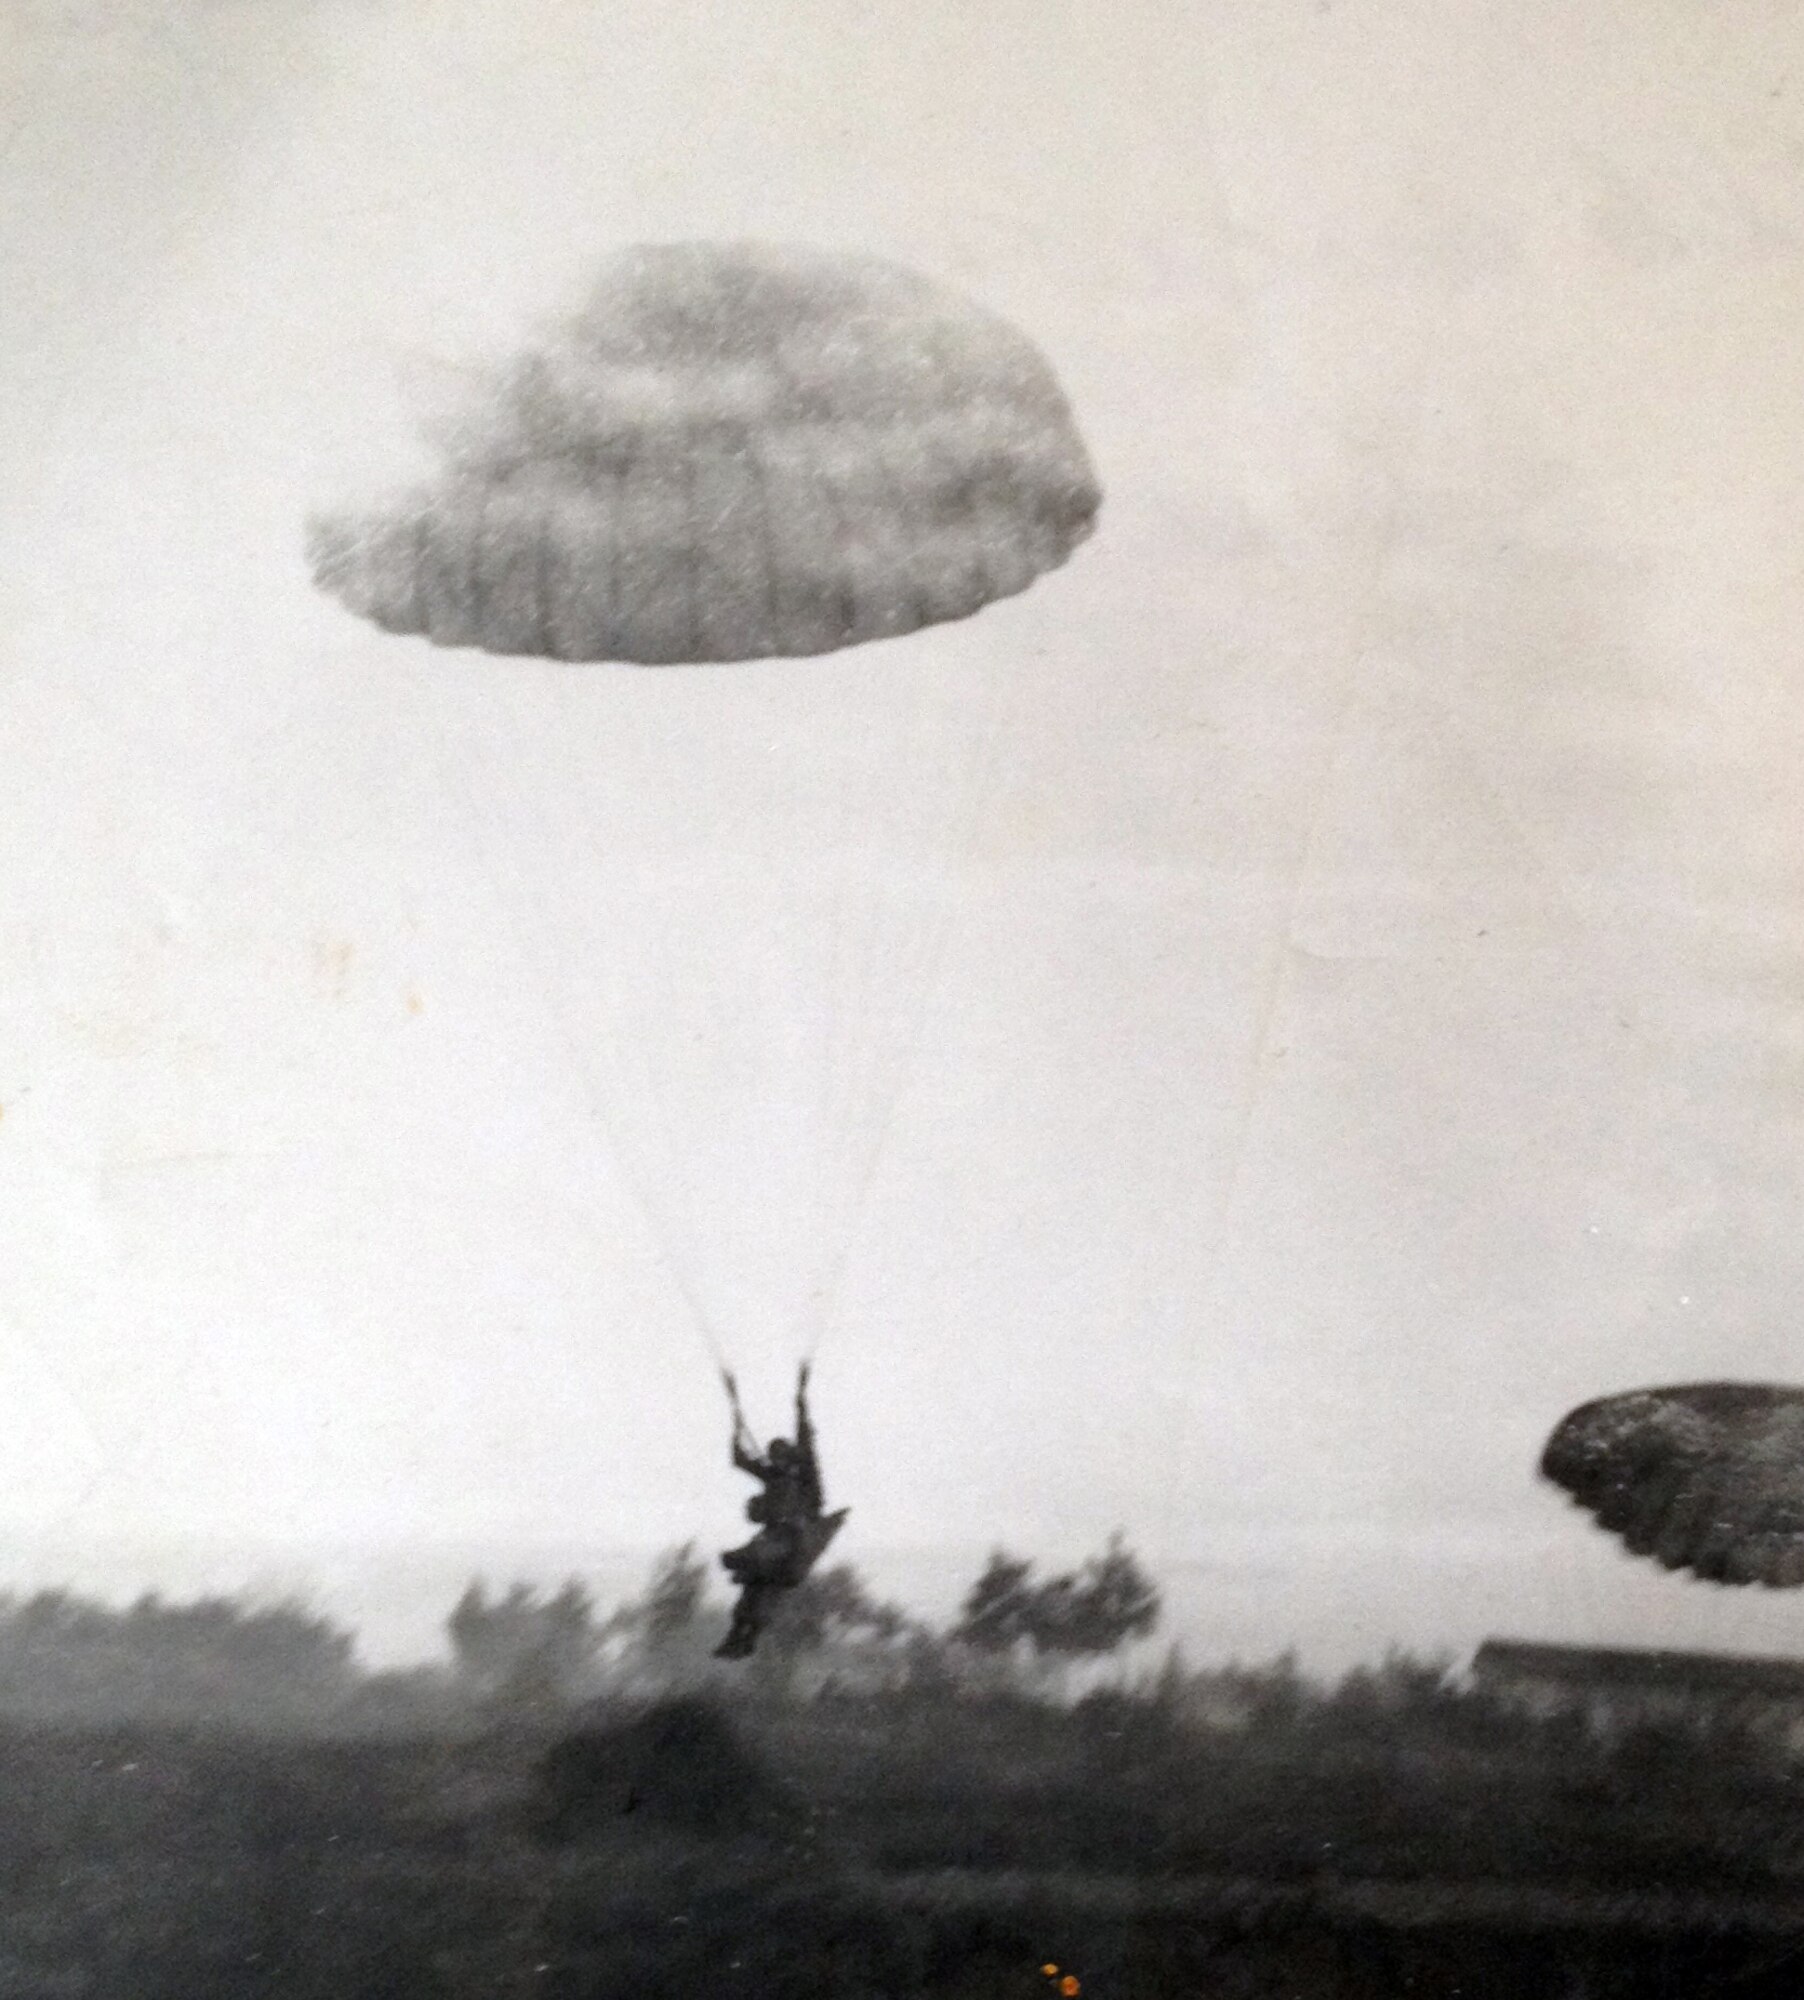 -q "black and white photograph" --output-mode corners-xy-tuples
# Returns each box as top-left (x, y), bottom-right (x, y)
(3, 1), (1803, 1992)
